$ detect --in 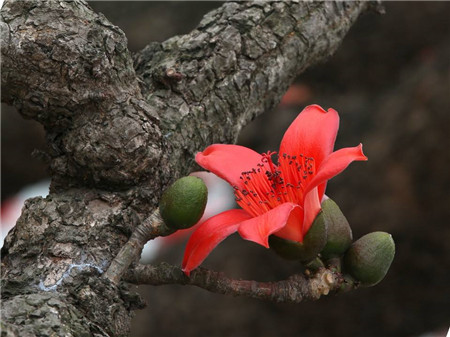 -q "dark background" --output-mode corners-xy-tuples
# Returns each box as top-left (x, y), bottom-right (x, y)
(2, 2), (449, 337)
